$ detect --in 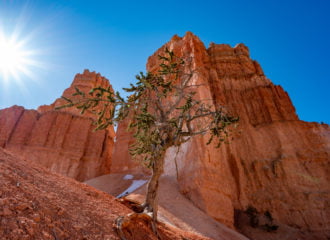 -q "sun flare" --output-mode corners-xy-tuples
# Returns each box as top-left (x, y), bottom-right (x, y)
(0, 31), (41, 88)
(0, 38), (24, 75)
